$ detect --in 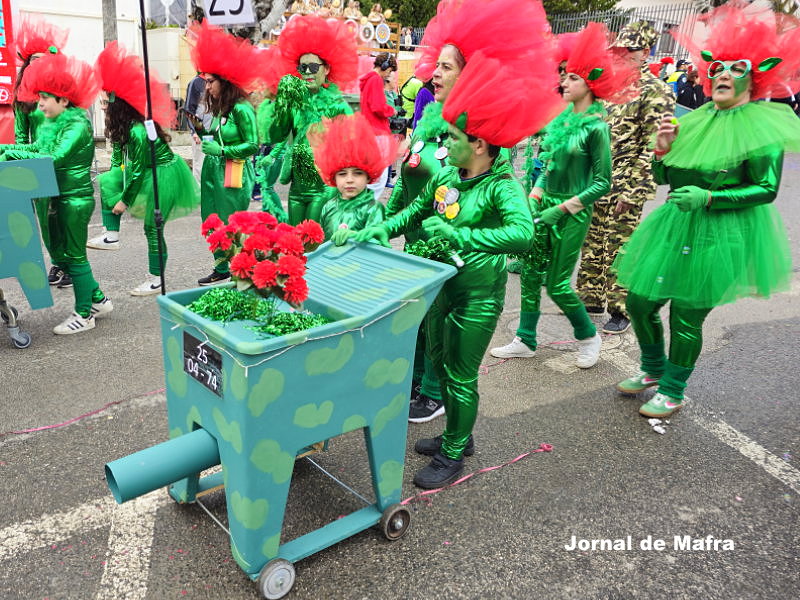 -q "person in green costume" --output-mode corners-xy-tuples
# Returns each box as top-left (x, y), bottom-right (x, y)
(354, 49), (563, 488)
(188, 21), (263, 286)
(93, 42), (200, 296)
(0, 53), (112, 334)
(258, 15), (358, 225)
(614, 4), (800, 417)
(491, 22), (637, 368)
